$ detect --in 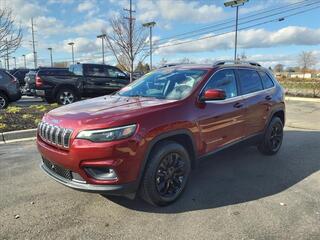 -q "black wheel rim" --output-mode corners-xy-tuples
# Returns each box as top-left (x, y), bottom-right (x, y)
(270, 123), (283, 151)
(155, 152), (187, 198)
(0, 96), (6, 108)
